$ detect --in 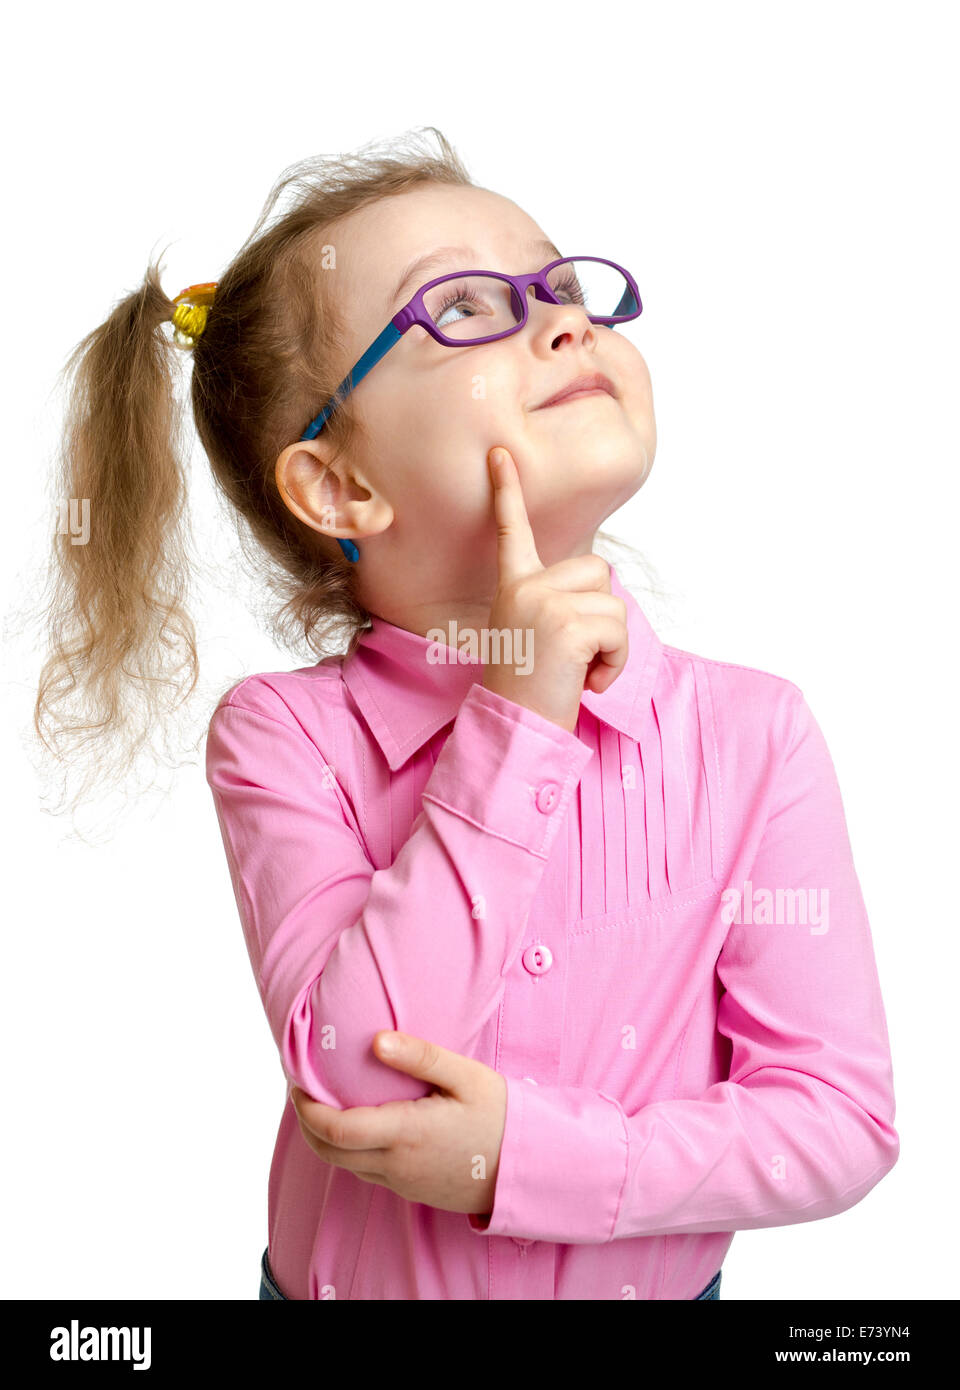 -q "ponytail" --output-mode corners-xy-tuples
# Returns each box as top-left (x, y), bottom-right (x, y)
(33, 256), (200, 825)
